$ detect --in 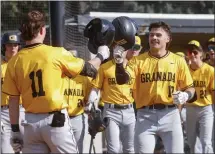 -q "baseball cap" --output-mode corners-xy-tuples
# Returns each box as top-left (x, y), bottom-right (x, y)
(187, 40), (203, 52)
(188, 40), (201, 47)
(132, 36), (142, 51)
(207, 37), (215, 45)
